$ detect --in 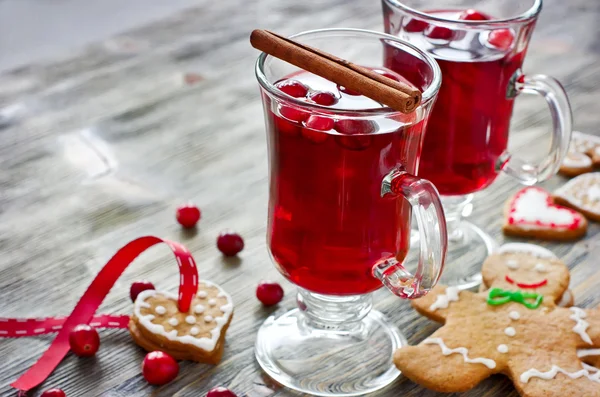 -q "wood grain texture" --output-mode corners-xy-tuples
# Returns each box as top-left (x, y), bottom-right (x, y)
(0, 0), (599, 395)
